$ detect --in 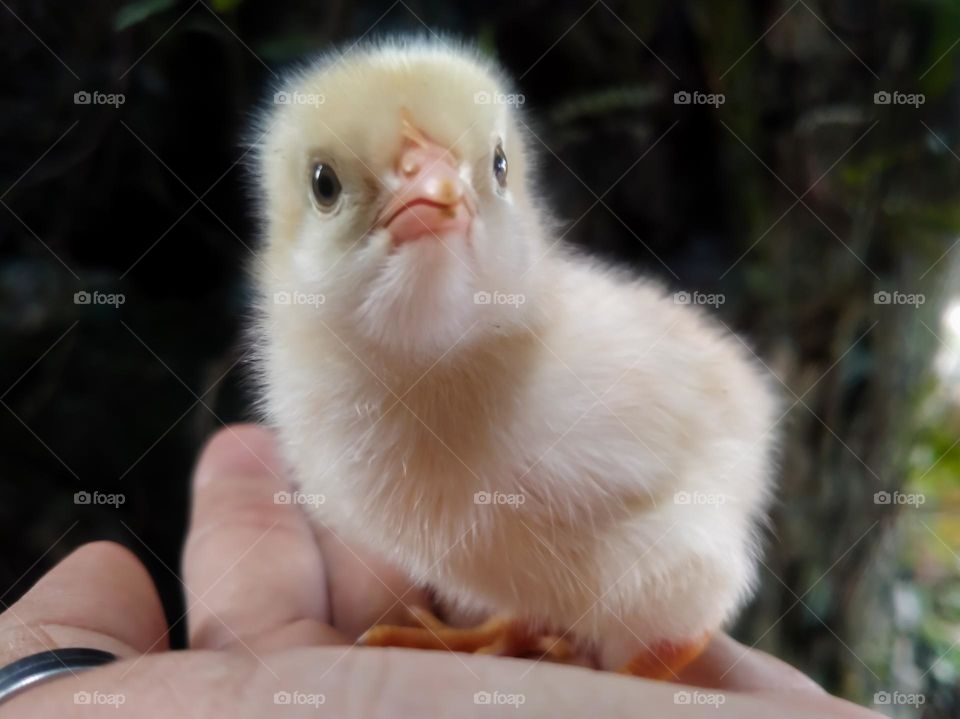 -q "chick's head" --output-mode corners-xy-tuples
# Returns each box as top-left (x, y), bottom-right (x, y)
(255, 40), (546, 361)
